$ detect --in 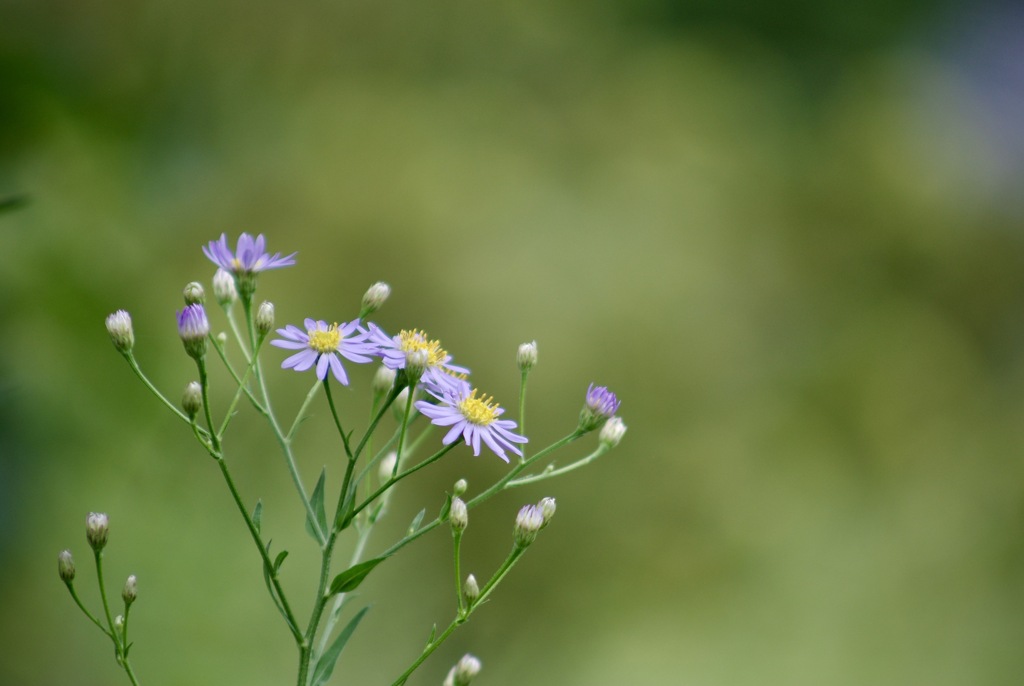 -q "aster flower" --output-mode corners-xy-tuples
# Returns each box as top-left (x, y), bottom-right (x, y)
(578, 383), (620, 432)
(366, 323), (470, 395)
(415, 386), (527, 462)
(271, 319), (377, 385)
(203, 233), (296, 299)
